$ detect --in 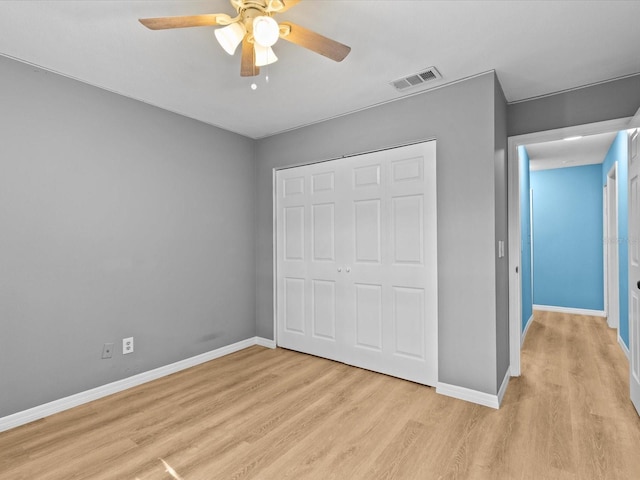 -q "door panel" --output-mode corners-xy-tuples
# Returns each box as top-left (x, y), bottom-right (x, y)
(355, 283), (383, 350)
(311, 203), (335, 261)
(392, 194), (424, 264)
(276, 141), (437, 386)
(354, 199), (381, 263)
(284, 206), (305, 260)
(393, 286), (425, 359)
(284, 277), (305, 333)
(354, 164), (381, 187)
(312, 279), (336, 339)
